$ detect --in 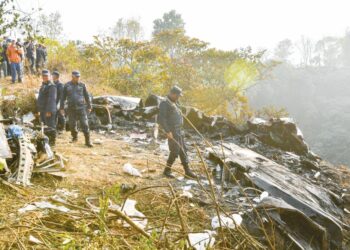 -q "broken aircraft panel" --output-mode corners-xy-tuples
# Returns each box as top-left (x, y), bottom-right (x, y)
(207, 142), (345, 249)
